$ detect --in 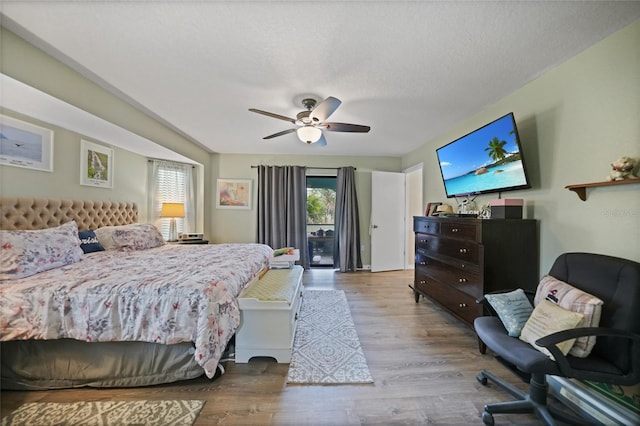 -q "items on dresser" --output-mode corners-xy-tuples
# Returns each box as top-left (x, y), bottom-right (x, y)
(411, 216), (538, 328)
(235, 265), (304, 363)
(489, 198), (524, 219)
